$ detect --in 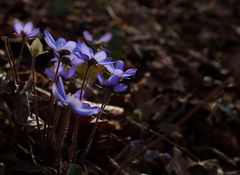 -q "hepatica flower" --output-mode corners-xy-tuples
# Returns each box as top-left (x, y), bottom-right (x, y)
(13, 21), (40, 39)
(53, 77), (100, 116)
(83, 30), (112, 45)
(106, 60), (137, 78)
(73, 42), (111, 66)
(97, 73), (128, 92)
(44, 30), (76, 57)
